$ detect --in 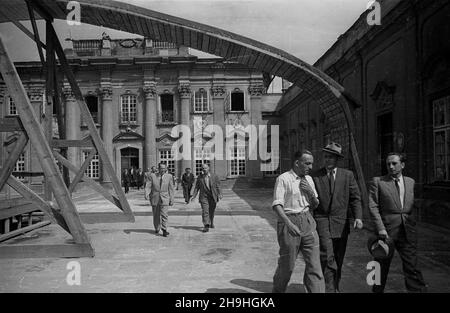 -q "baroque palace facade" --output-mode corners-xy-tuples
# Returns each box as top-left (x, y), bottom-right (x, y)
(0, 35), (281, 197)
